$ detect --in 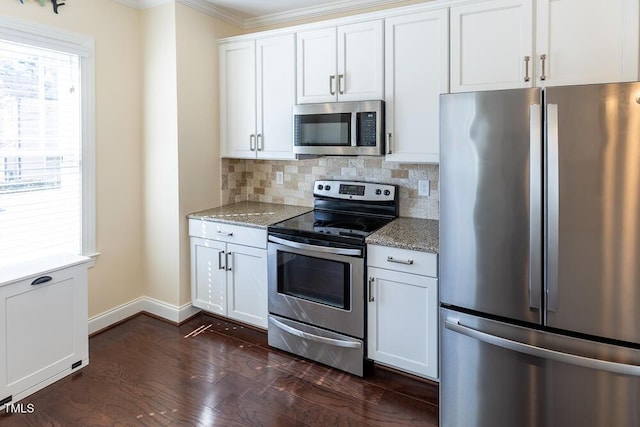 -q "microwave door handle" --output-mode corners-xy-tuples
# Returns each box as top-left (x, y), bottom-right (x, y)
(351, 112), (358, 147)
